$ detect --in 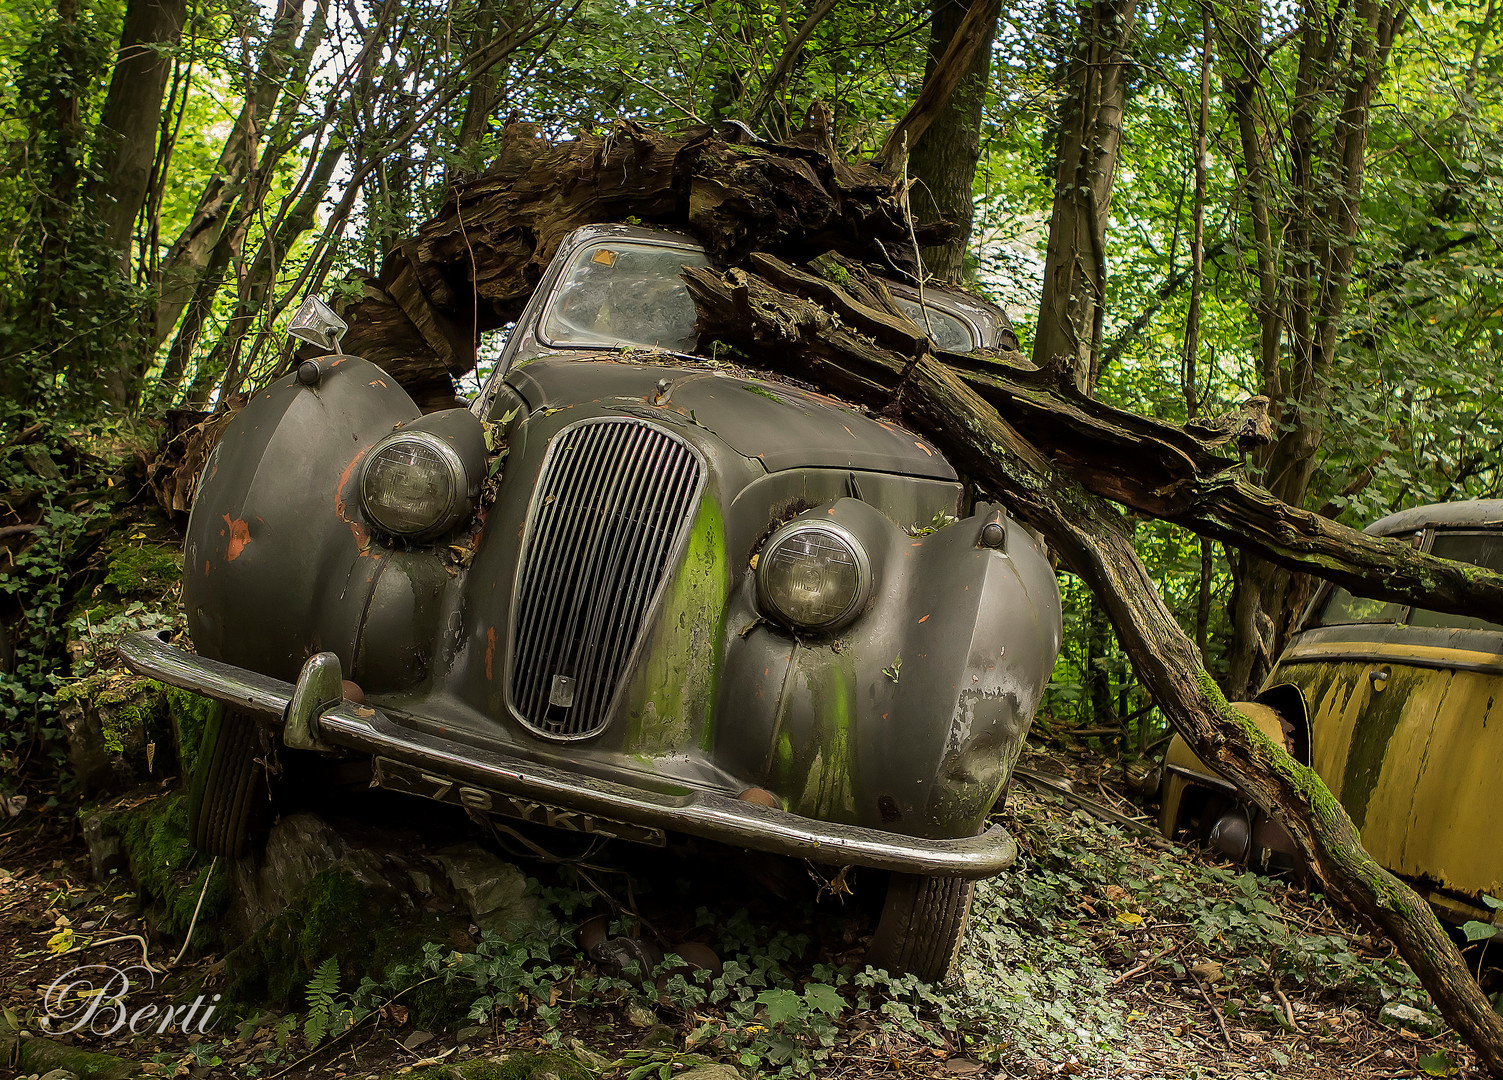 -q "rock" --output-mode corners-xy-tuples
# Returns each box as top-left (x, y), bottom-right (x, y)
(624, 1001), (657, 1028)
(638, 1023), (676, 1049)
(81, 811), (126, 882)
(676, 1067), (744, 1080)
(39, 1070), (82, 1080)
(403, 1030), (434, 1051)
(434, 845), (535, 933)
(229, 812), (400, 935)
(1378, 1001), (1443, 1036)
(456, 1024), (489, 1042)
(560, 1036), (612, 1070)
